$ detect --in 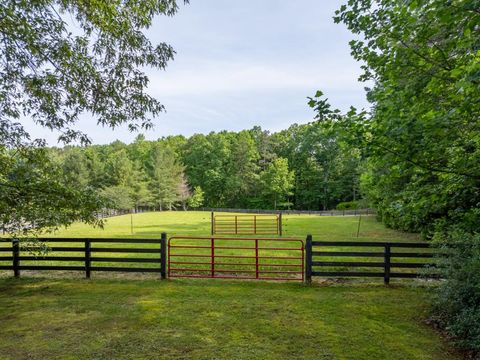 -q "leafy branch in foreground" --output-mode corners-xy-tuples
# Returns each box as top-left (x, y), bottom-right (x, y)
(0, 0), (188, 145)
